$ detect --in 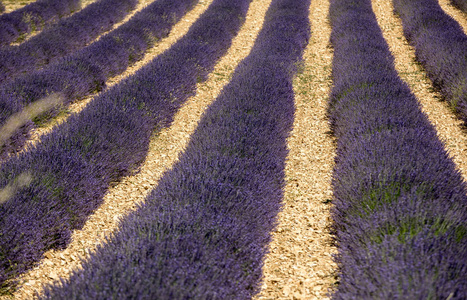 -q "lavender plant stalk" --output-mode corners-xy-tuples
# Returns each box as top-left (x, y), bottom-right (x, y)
(0, 0), (199, 158)
(328, 0), (467, 298)
(0, 0), (251, 293)
(0, 0), (138, 83)
(41, 0), (310, 298)
(392, 0), (467, 123)
(0, 0), (80, 47)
